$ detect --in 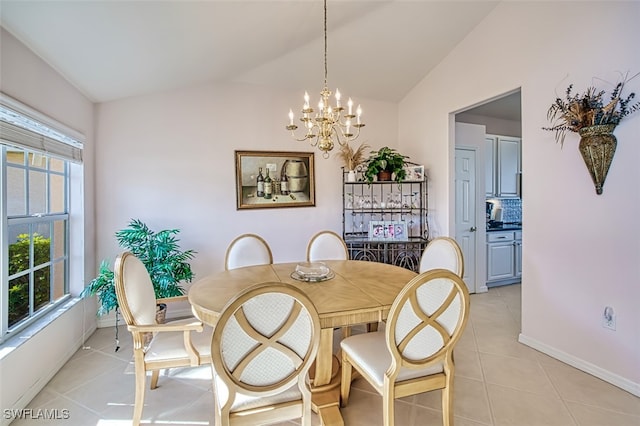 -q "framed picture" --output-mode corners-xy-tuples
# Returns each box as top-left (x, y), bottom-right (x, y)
(369, 220), (408, 241)
(392, 221), (408, 241)
(369, 221), (388, 241)
(235, 150), (315, 209)
(404, 164), (425, 181)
